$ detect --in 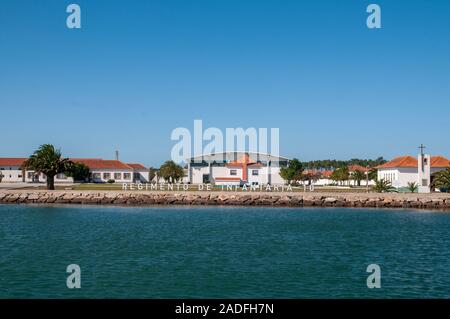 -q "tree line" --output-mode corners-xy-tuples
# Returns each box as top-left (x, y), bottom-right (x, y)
(301, 157), (387, 170)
